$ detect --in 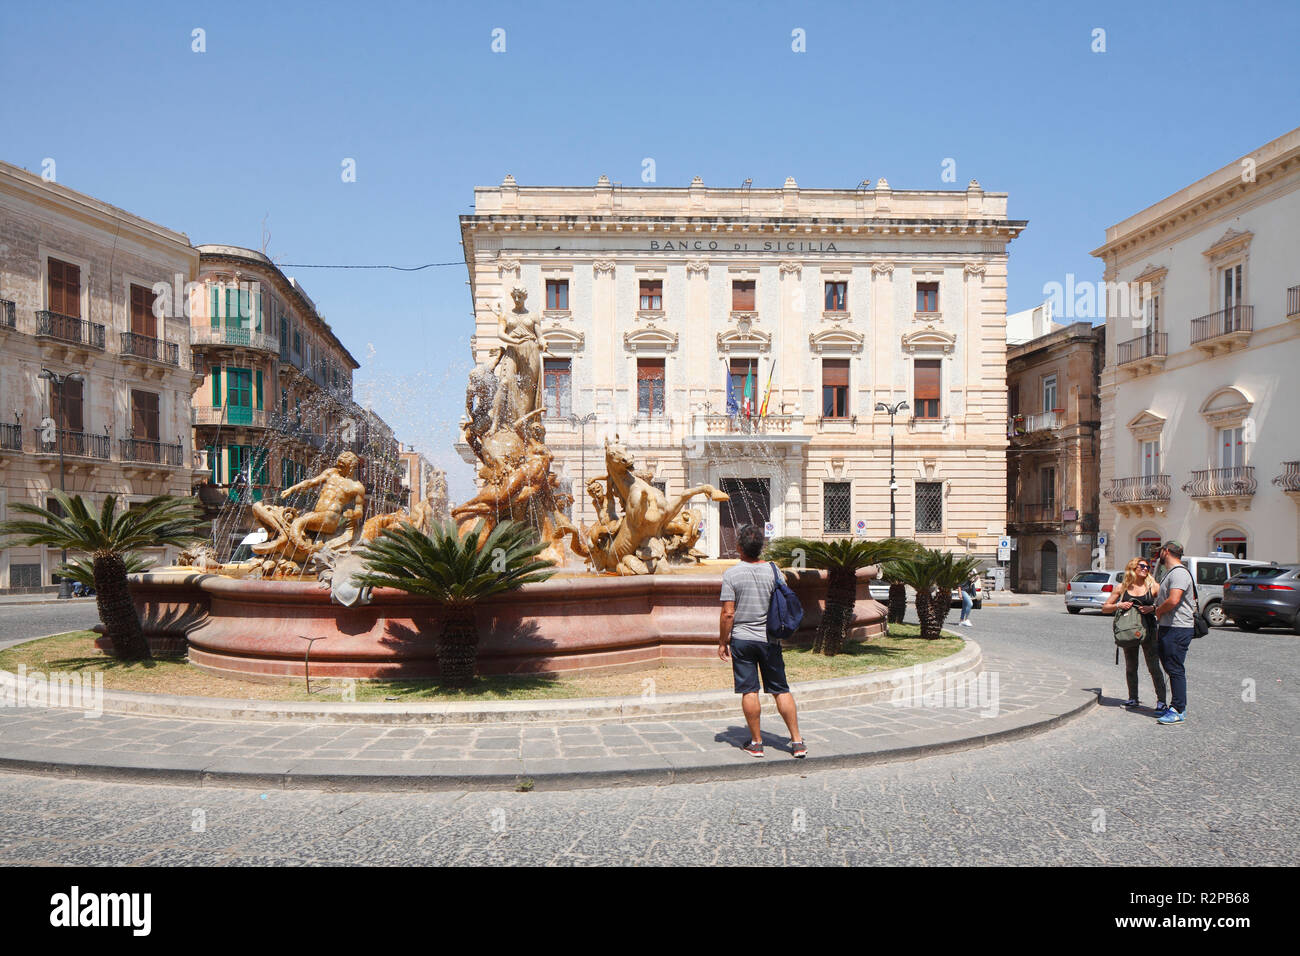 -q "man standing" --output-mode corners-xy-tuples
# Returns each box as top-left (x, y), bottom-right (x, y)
(718, 524), (806, 758)
(1146, 540), (1195, 725)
